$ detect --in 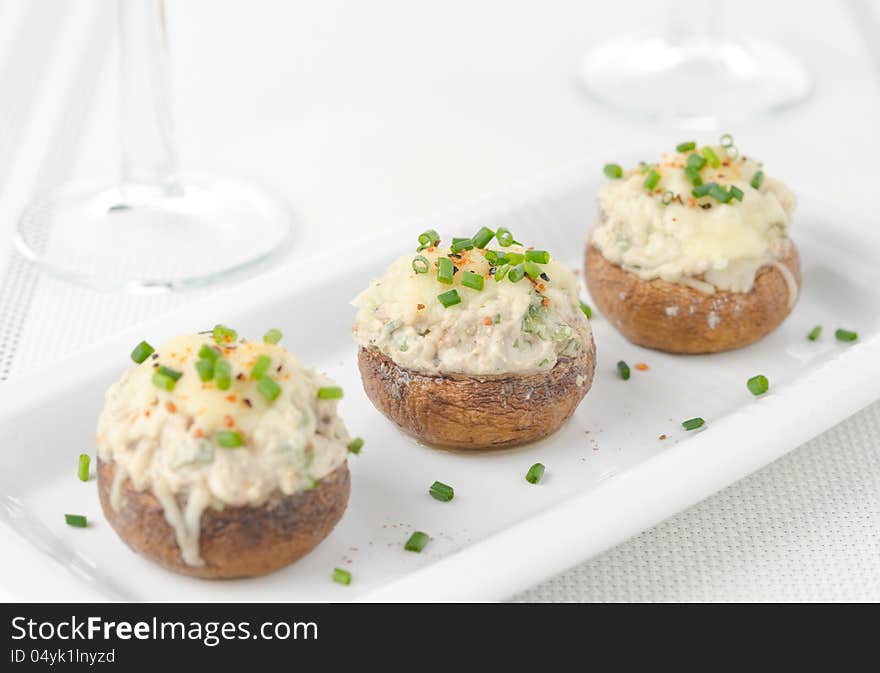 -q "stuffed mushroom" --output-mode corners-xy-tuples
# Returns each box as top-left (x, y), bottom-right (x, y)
(96, 327), (354, 578)
(353, 228), (596, 449)
(586, 137), (800, 353)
